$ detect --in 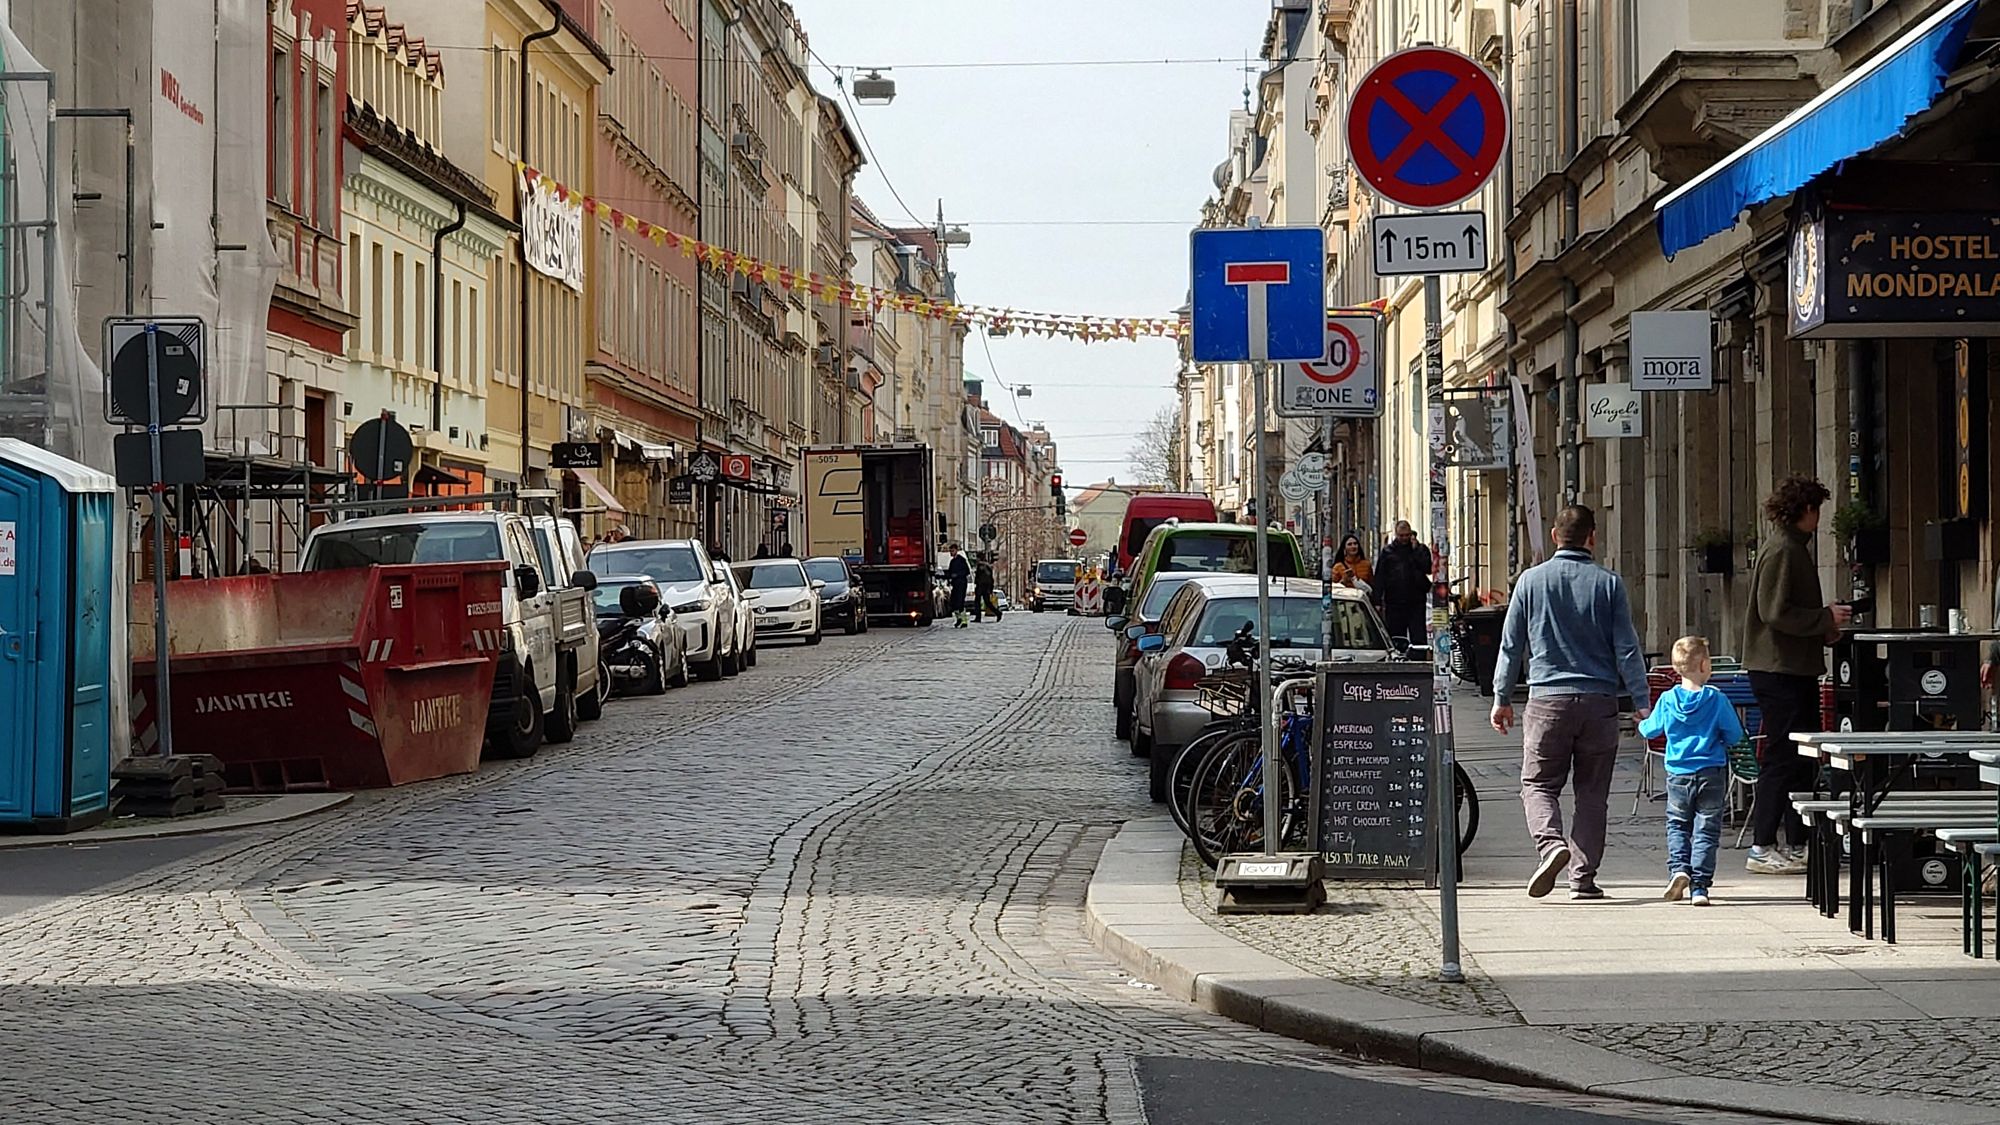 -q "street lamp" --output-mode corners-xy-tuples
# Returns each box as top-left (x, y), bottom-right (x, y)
(853, 69), (897, 105)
